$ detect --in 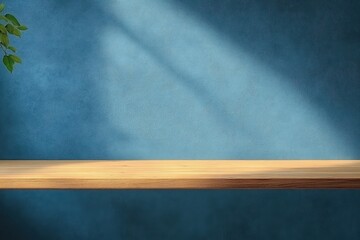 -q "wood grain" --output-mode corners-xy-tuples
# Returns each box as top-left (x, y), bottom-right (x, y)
(1, 160), (360, 189)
